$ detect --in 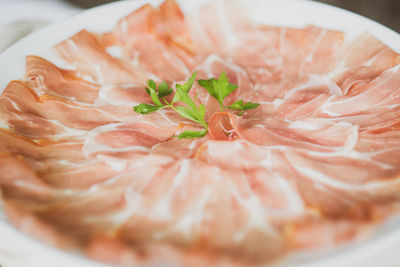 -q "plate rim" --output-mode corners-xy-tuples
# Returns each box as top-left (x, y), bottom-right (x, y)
(0, 0), (400, 266)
